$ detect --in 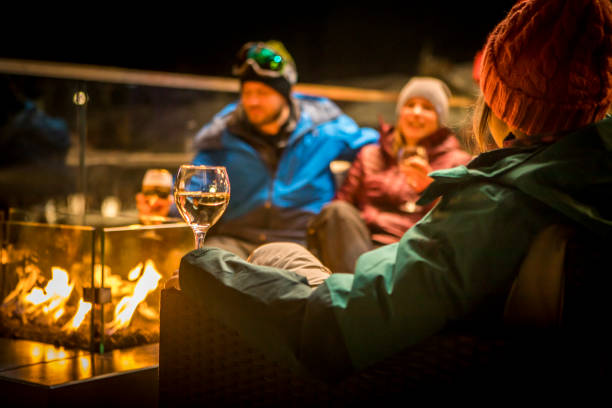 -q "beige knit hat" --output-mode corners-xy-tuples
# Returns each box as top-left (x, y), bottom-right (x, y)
(395, 77), (452, 125)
